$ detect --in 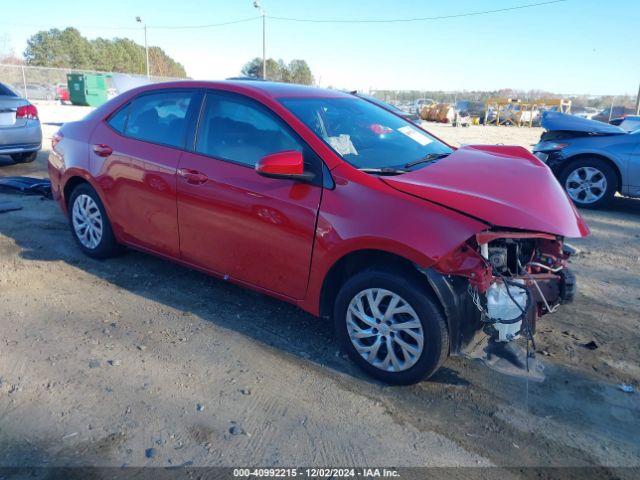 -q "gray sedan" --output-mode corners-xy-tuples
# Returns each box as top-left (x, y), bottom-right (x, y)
(0, 82), (42, 164)
(533, 111), (640, 209)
